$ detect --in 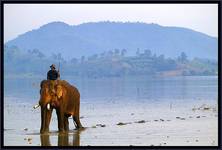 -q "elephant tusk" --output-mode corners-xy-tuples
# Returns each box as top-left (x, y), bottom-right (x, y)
(33, 104), (40, 109)
(47, 103), (51, 110)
